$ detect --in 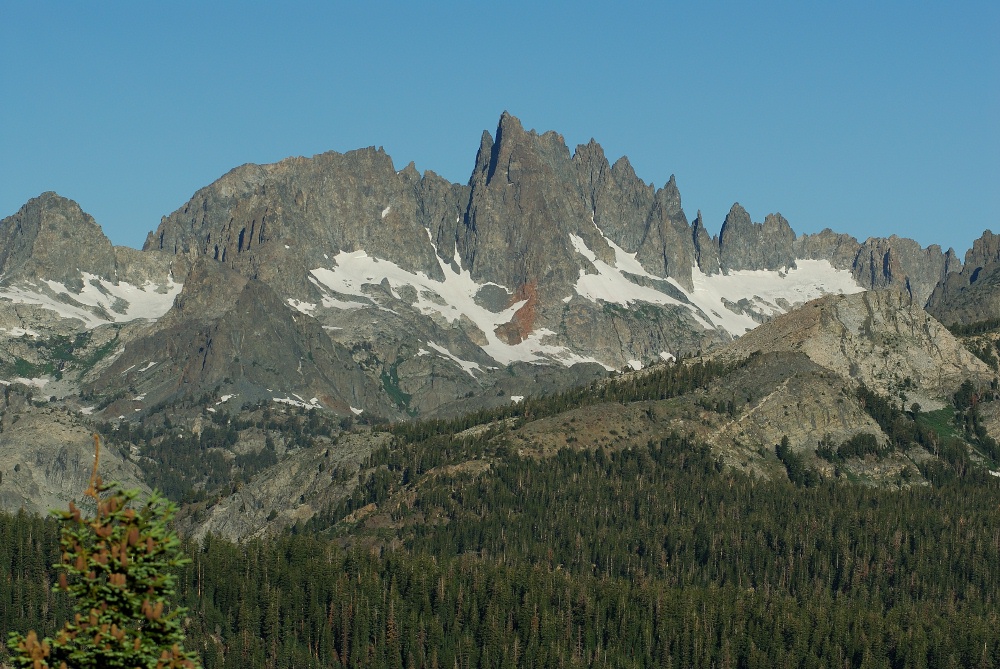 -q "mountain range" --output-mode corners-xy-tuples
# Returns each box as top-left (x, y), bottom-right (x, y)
(0, 112), (997, 534)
